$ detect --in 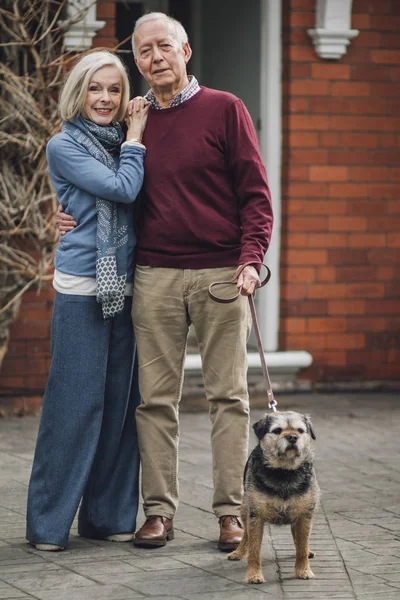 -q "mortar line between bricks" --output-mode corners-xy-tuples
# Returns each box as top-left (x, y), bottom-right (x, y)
(382, 508), (400, 518)
(178, 500), (214, 515)
(367, 458), (400, 475)
(147, 552), (277, 596)
(267, 523), (285, 600)
(0, 504), (27, 518)
(375, 524), (400, 534)
(349, 562), (400, 591)
(269, 498), (357, 598)
(41, 559), (128, 586)
(334, 534), (400, 558)
(1, 450), (34, 464)
(118, 582), (149, 597)
(169, 526), (214, 542)
(319, 501), (358, 599)
(0, 479), (27, 489)
(23, 543), (143, 580)
(0, 575), (39, 600)
(173, 508), (307, 592)
(337, 518), (400, 540)
(332, 513), (392, 529)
